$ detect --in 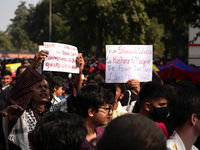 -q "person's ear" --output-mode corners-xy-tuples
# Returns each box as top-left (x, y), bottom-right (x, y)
(144, 101), (150, 112)
(119, 93), (124, 99)
(88, 108), (96, 117)
(190, 113), (198, 126)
